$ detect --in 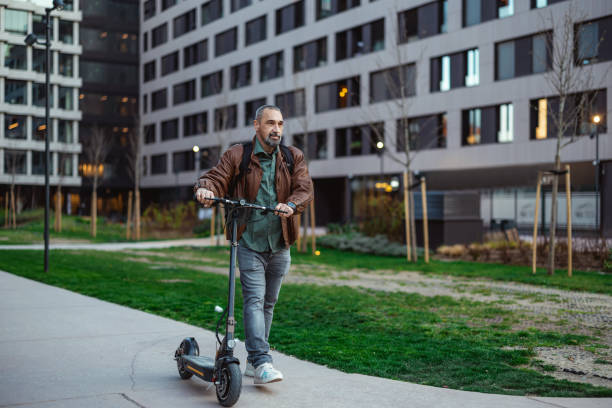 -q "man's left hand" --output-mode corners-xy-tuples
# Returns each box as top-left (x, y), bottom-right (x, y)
(275, 203), (294, 218)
